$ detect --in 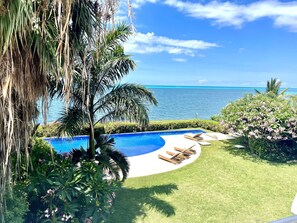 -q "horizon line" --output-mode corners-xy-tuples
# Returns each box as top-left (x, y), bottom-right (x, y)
(143, 84), (297, 89)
